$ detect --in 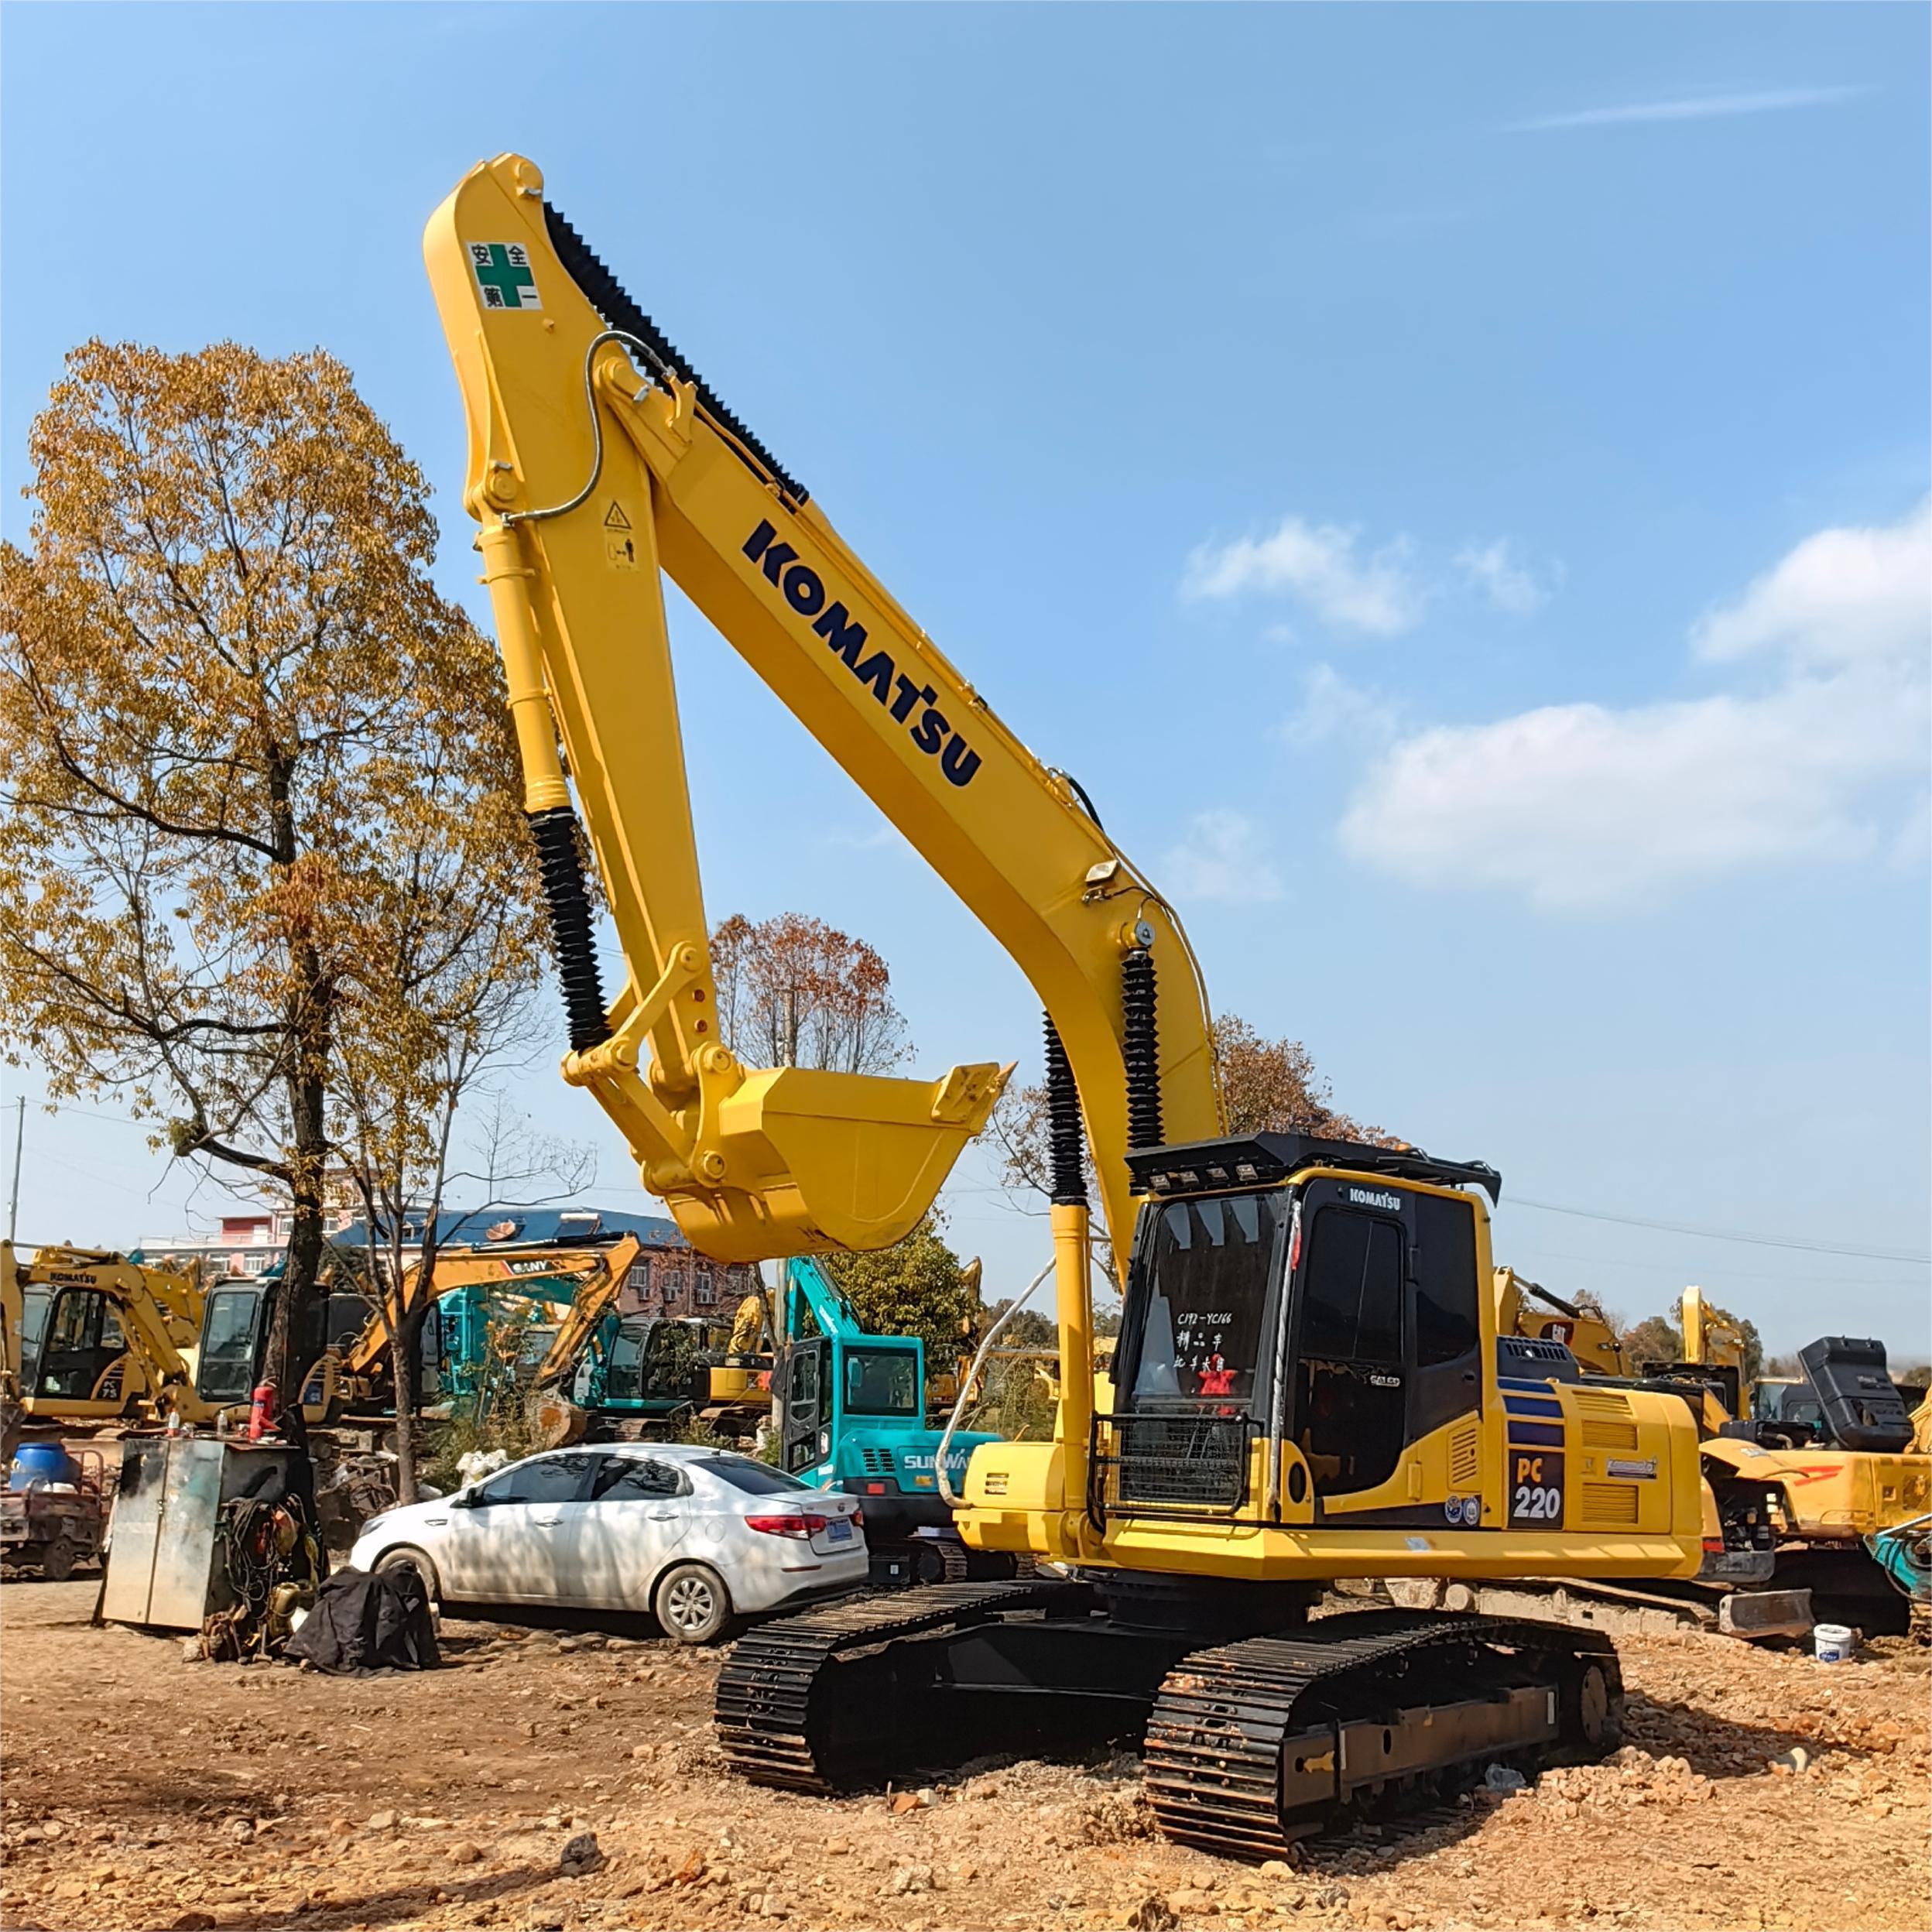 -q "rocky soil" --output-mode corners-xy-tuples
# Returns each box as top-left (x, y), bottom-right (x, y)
(2, 1581), (1925, 1931)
